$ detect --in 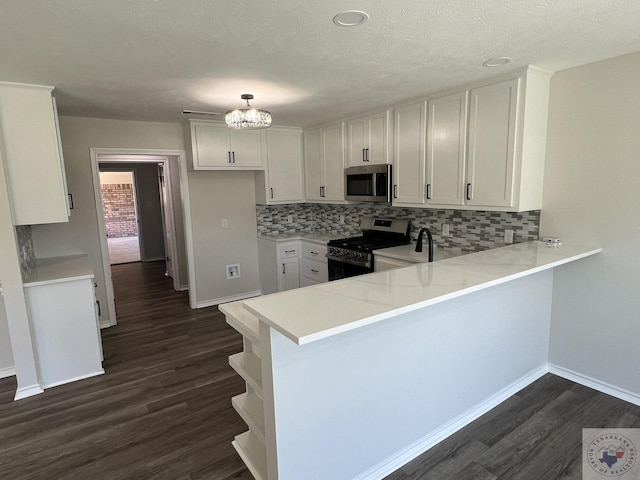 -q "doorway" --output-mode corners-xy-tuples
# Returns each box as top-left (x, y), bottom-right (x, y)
(90, 149), (188, 327)
(99, 170), (142, 264)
